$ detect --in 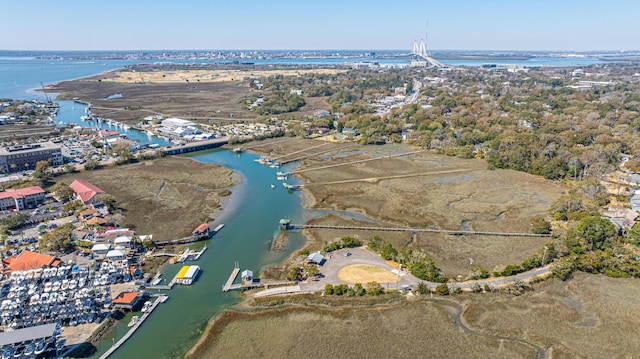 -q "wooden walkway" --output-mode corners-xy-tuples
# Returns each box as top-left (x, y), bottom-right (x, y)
(280, 143), (358, 165)
(288, 150), (426, 174)
(287, 224), (551, 238)
(99, 296), (165, 359)
(222, 262), (240, 292)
